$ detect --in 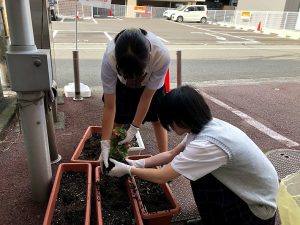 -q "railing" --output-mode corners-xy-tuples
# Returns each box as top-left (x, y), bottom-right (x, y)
(57, 2), (300, 32)
(209, 10), (300, 31)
